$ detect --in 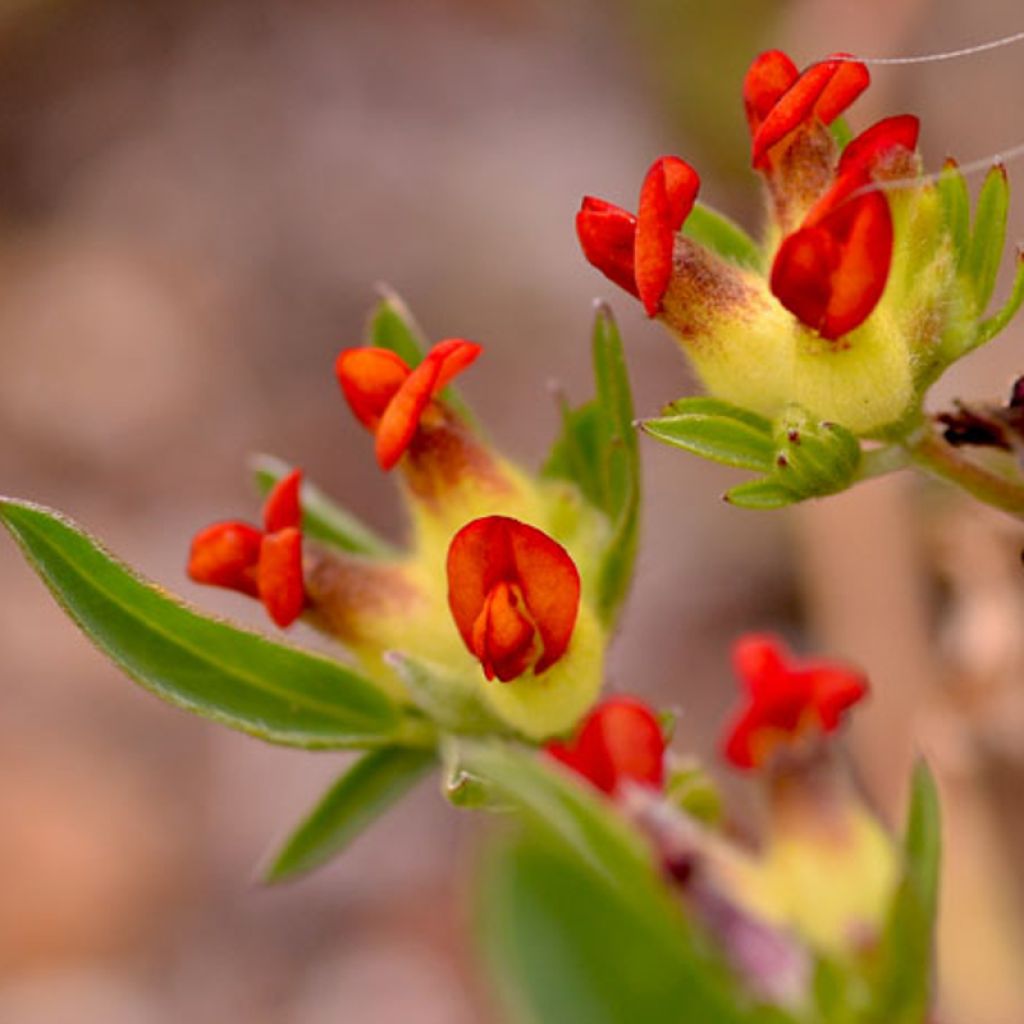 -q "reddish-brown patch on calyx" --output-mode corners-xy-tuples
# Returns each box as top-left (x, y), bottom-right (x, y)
(302, 542), (422, 643)
(659, 238), (766, 340)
